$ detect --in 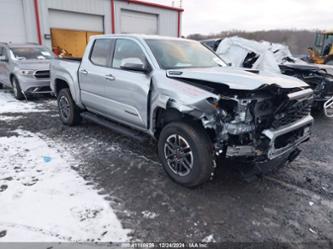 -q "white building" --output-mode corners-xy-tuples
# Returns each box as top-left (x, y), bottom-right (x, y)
(0, 0), (183, 56)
